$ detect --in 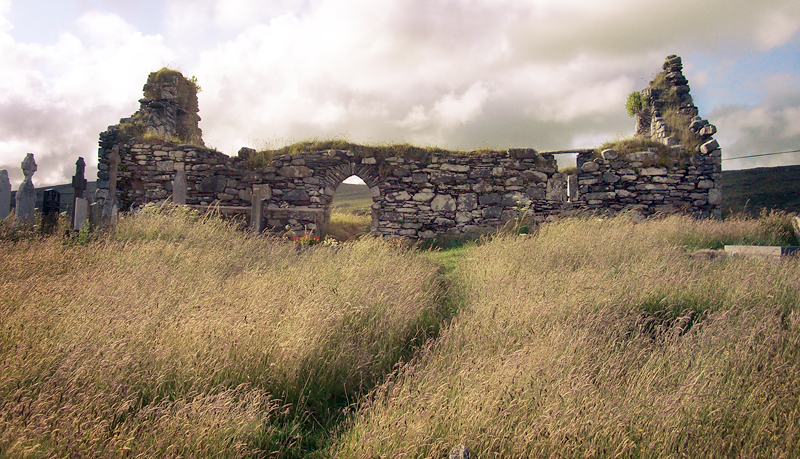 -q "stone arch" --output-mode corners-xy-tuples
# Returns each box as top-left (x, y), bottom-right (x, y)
(320, 160), (383, 234)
